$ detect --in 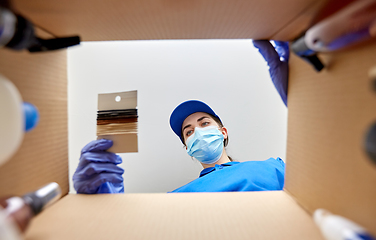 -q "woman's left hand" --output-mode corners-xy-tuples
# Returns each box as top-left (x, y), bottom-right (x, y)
(253, 40), (289, 107)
